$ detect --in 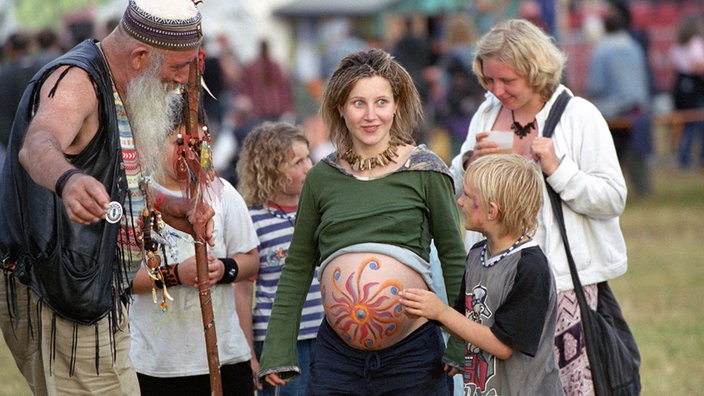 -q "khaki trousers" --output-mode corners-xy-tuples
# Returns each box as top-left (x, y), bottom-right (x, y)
(0, 279), (139, 396)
